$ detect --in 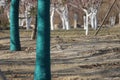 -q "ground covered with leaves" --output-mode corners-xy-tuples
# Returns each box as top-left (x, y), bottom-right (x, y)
(0, 25), (120, 80)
